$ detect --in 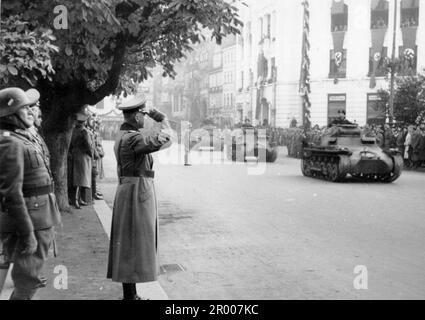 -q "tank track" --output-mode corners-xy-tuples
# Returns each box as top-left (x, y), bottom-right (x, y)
(301, 154), (347, 182)
(302, 154), (403, 183)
